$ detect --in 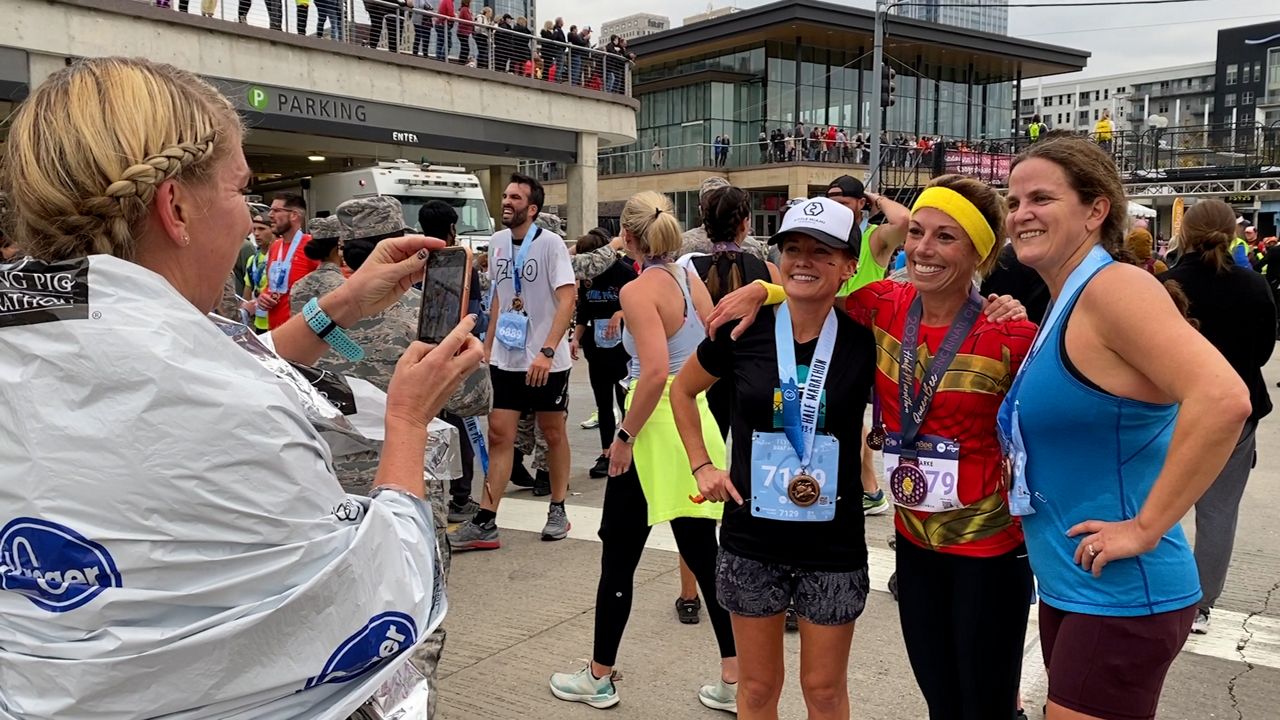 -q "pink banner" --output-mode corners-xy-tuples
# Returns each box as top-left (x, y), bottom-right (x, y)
(943, 150), (1013, 184)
